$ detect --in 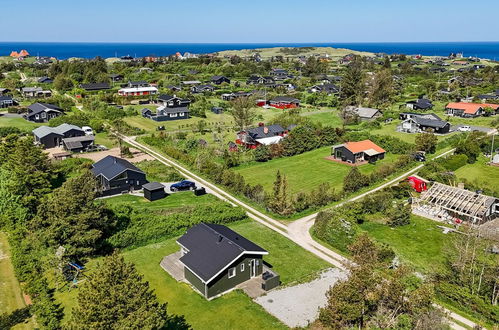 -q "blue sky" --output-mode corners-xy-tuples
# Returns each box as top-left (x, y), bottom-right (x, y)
(1, 0), (498, 43)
